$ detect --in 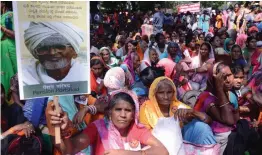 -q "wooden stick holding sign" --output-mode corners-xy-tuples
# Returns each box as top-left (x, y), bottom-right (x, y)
(53, 96), (61, 144)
